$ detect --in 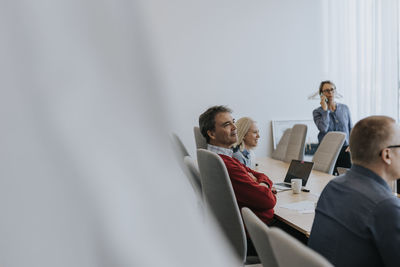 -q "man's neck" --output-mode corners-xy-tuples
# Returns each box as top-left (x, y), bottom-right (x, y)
(207, 143), (233, 157)
(209, 141), (231, 149)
